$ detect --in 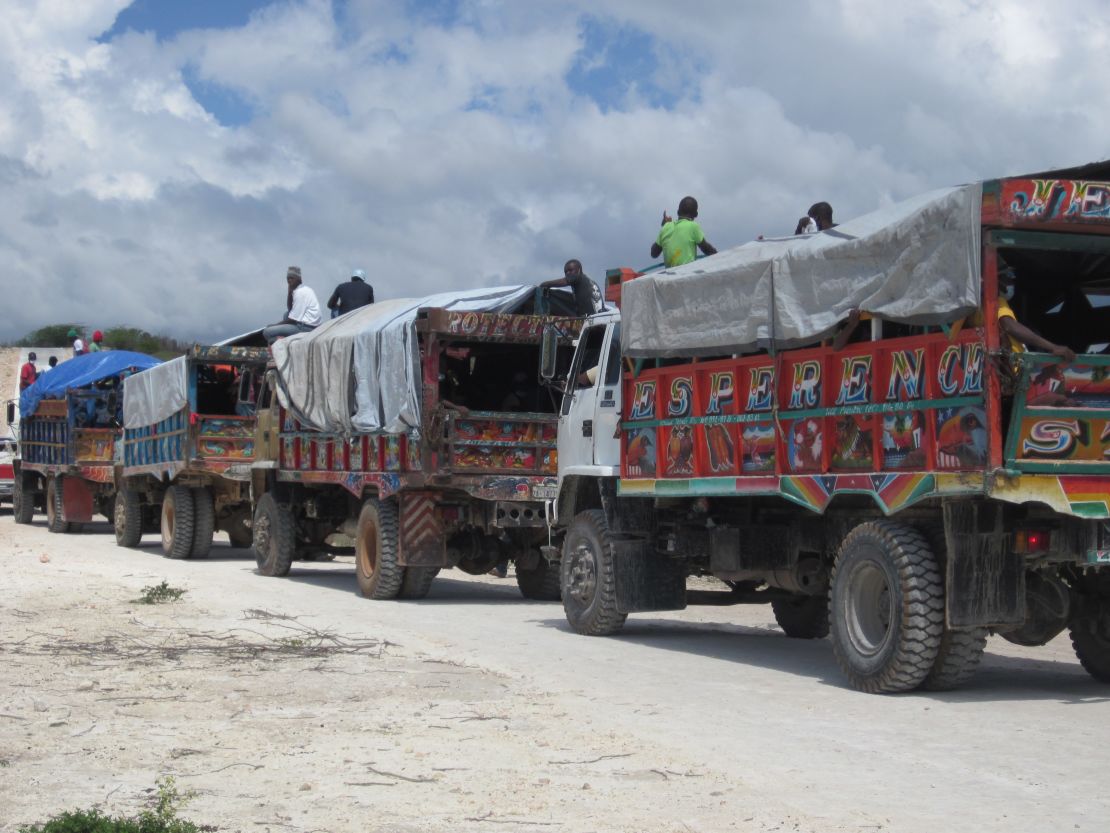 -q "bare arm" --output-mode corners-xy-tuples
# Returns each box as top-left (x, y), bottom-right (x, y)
(832, 308), (863, 351)
(539, 277), (570, 289)
(698, 240), (718, 257)
(650, 242), (663, 258)
(999, 317), (1076, 362)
